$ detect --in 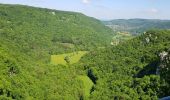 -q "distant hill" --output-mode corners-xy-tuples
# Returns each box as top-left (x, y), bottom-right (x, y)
(103, 19), (170, 35)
